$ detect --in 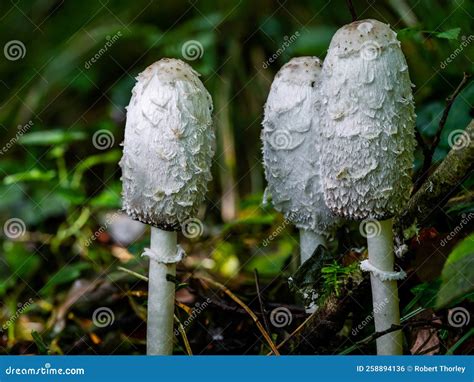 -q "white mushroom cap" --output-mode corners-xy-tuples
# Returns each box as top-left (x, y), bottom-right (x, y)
(262, 57), (341, 235)
(120, 58), (215, 230)
(320, 20), (416, 220)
